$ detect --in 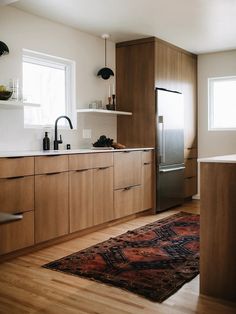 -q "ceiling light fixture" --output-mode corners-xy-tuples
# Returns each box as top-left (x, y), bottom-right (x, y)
(97, 34), (114, 80)
(0, 41), (9, 57)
